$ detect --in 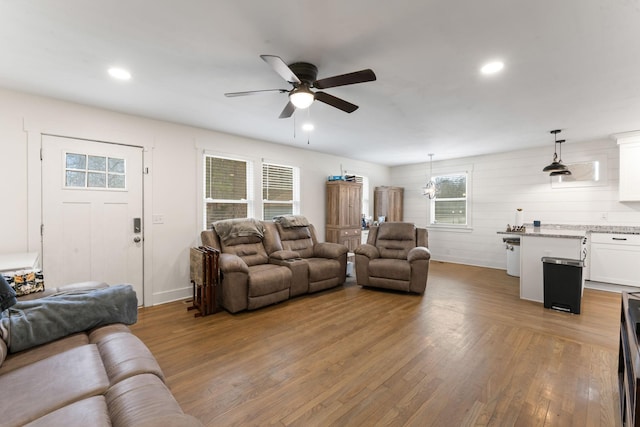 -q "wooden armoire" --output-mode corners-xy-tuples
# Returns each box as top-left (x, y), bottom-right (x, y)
(373, 186), (404, 222)
(325, 180), (362, 251)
